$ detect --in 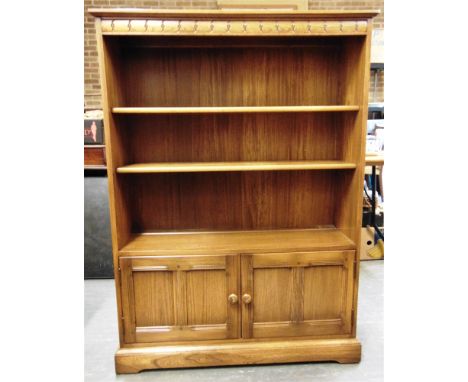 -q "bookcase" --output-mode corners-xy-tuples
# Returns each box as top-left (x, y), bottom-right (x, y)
(91, 8), (378, 374)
